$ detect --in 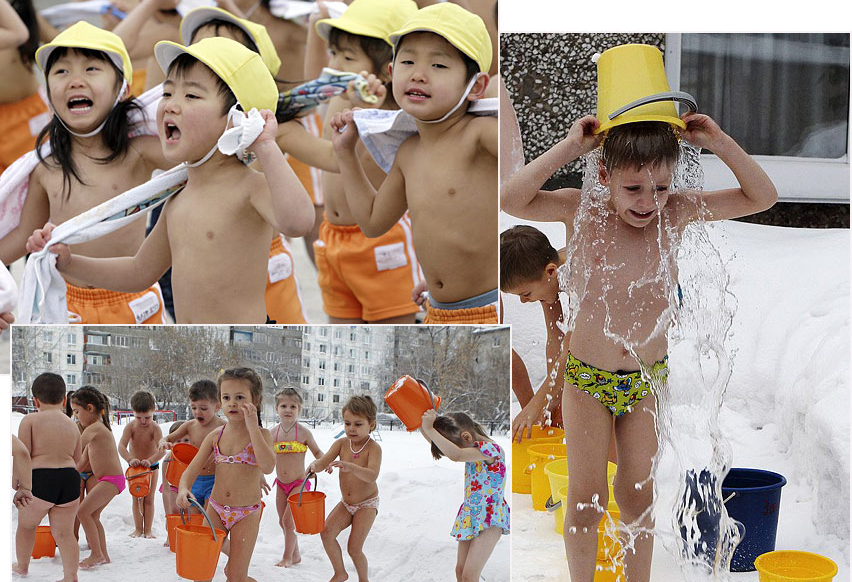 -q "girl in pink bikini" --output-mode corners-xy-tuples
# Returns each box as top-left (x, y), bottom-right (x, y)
(270, 388), (325, 568)
(70, 386), (125, 570)
(176, 367), (275, 582)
